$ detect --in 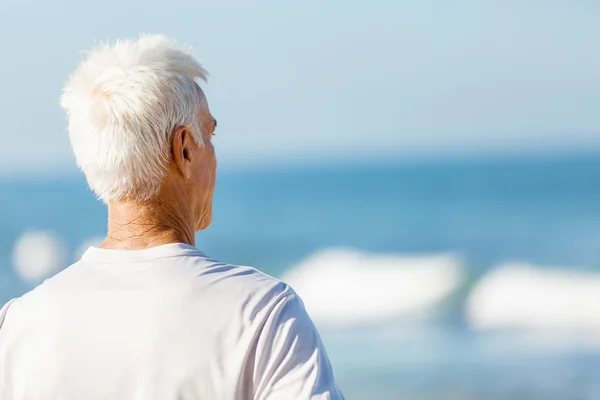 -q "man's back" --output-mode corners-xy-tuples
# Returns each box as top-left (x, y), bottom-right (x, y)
(0, 243), (343, 400)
